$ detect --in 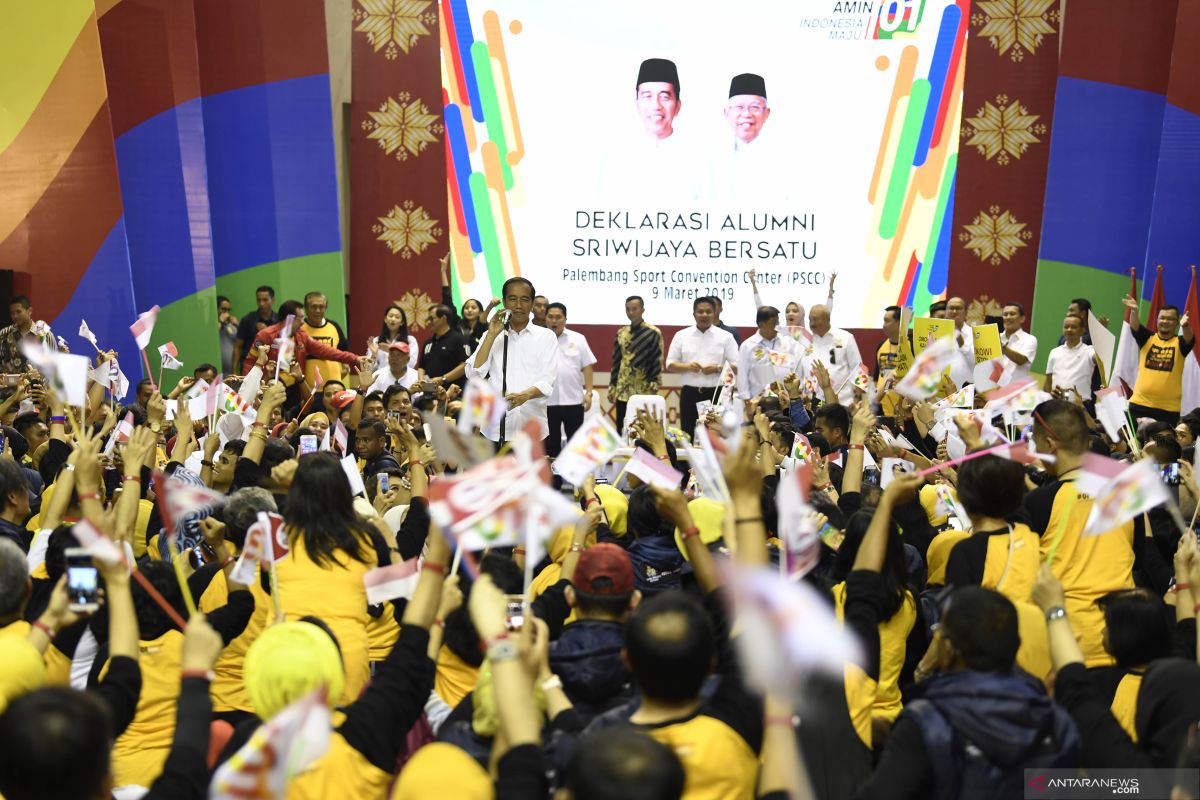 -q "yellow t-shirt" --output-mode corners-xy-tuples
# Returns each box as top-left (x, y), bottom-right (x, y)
(196, 566), (272, 713)
(1130, 333), (1187, 412)
(833, 582), (916, 721)
(301, 320), (345, 387)
(645, 715), (758, 800)
(1110, 672), (1142, 743)
(111, 631), (184, 788)
(286, 718), (392, 799)
(980, 523), (1041, 603)
(276, 535), (376, 705)
(1038, 483), (1134, 667)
